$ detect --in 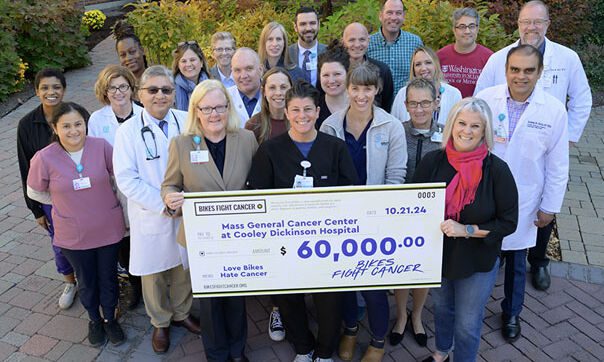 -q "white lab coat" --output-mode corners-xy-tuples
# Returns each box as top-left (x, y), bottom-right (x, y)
(88, 103), (143, 231)
(391, 82), (461, 126)
(226, 85), (261, 127)
(88, 103), (143, 145)
(476, 84), (569, 250)
(474, 38), (592, 142)
(113, 108), (187, 275)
